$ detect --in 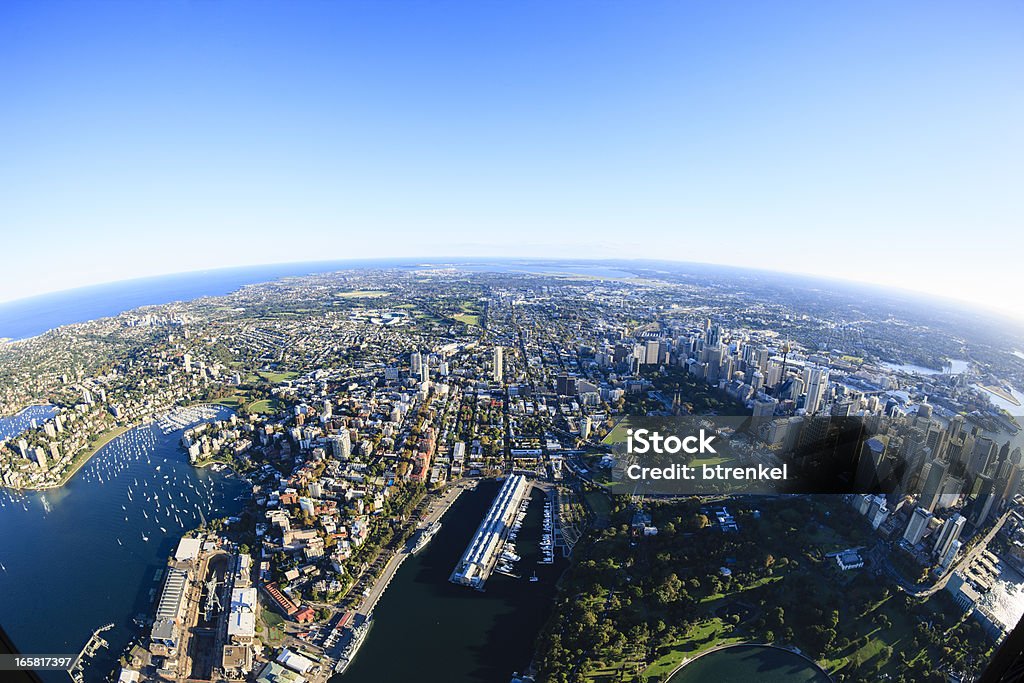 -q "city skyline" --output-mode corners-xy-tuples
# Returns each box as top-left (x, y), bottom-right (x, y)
(3, 1), (1022, 318)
